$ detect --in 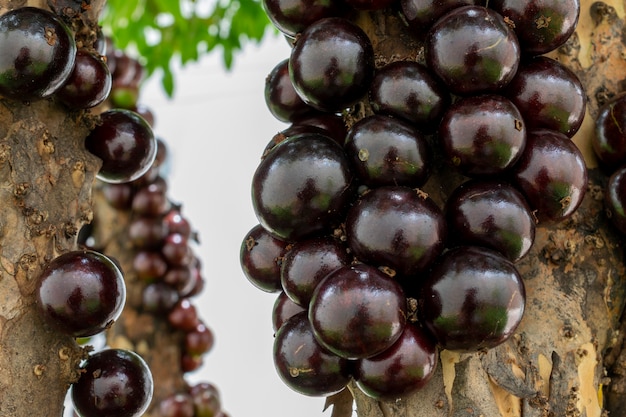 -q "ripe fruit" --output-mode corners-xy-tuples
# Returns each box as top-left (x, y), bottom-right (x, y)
(345, 186), (446, 277)
(72, 349), (153, 417)
(280, 236), (351, 307)
(36, 250), (125, 337)
(56, 49), (112, 109)
(251, 133), (354, 241)
(262, 0), (343, 38)
(355, 324), (438, 401)
(593, 94), (626, 172)
(289, 17), (374, 112)
(511, 129), (587, 223)
(438, 94), (526, 176)
(0, 7), (76, 100)
(488, 0), (580, 56)
(85, 109), (157, 184)
(505, 56), (586, 137)
(604, 166), (626, 235)
(420, 246), (526, 352)
(445, 179), (536, 262)
(264, 58), (314, 122)
(425, 5), (520, 95)
(368, 60), (450, 131)
(240, 224), (288, 293)
(273, 311), (351, 396)
(400, 0), (479, 34)
(344, 115), (432, 187)
(309, 263), (407, 359)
